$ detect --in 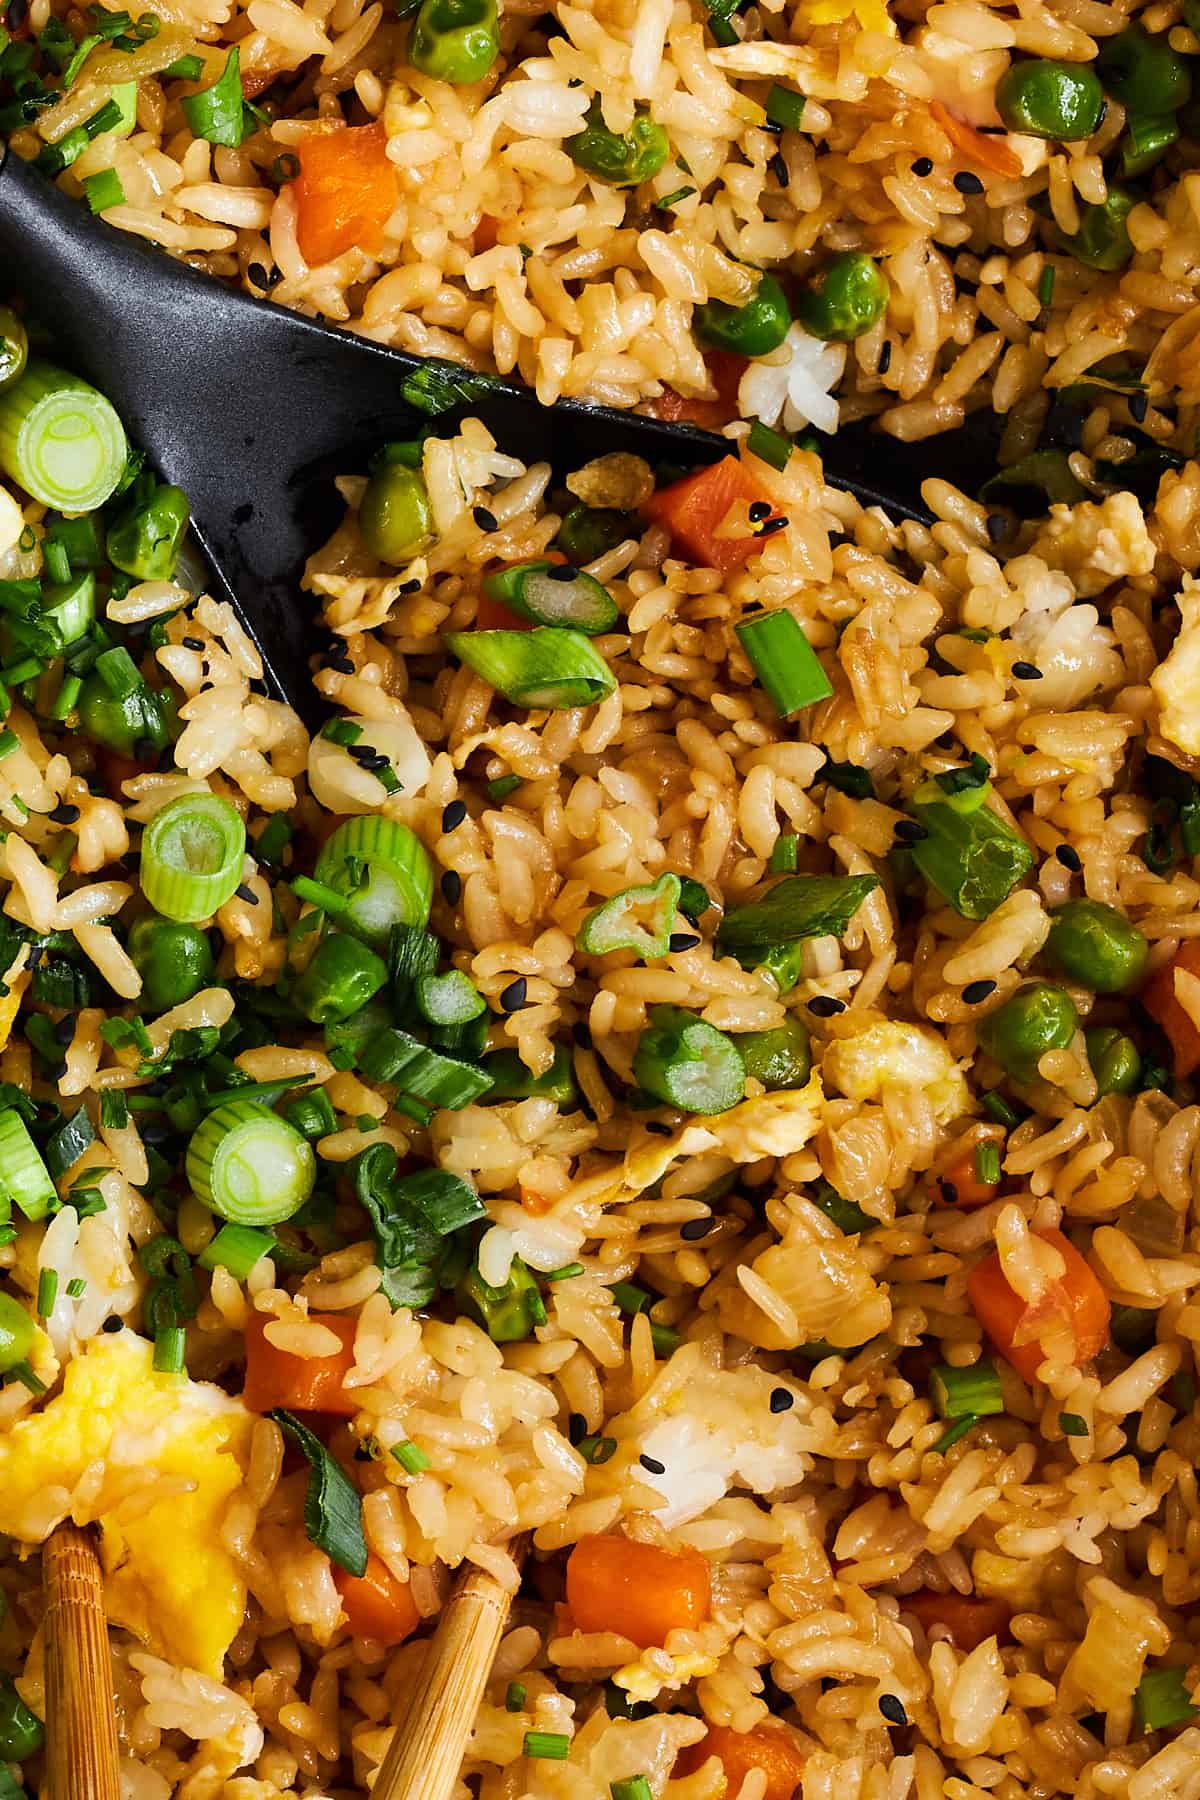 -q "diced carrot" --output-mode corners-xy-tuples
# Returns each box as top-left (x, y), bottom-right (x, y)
(903, 1591), (1012, 1652)
(474, 212), (501, 252)
(93, 747), (148, 799)
(242, 1310), (360, 1416)
(240, 67), (278, 99)
(293, 122), (399, 267)
(565, 1535), (710, 1649)
(930, 102), (1022, 179)
(1142, 940), (1200, 1078)
(641, 455), (779, 575)
(646, 351), (749, 429)
(334, 1552), (422, 1646)
(933, 1146), (1000, 1210)
(675, 1724), (806, 1800)
(966, 1226), (1110, 1383)
(474, 592), (534, 631)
